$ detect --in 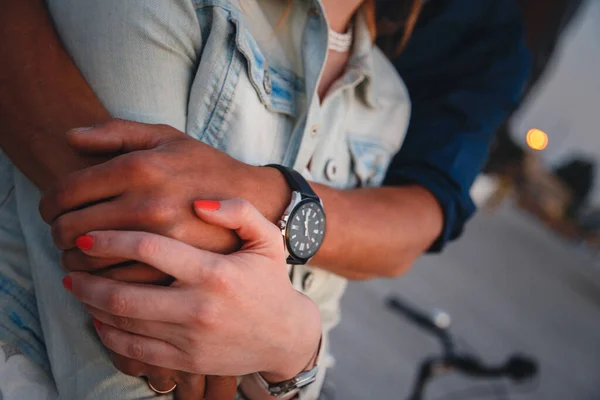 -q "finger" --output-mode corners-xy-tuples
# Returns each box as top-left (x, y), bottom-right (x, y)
(193, 198), (284, 258)
(61, 249), (127, 273)
(93, 319), (193, 372)
(51, 199), (137, 250)
(74, 230), (222, 282)
(66, 119), (176, 154)
(147, 377), (178, 395)
(86, 305), (182, 346)
(39, 159), (130, 223)
(109, 352), (179, 395)
(204, 376), (237, 400)
(109, 352), (149, 378)
(96, 263), (173, 285)
(174, 375), (207, 400)
(68, 272), (187, 322)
